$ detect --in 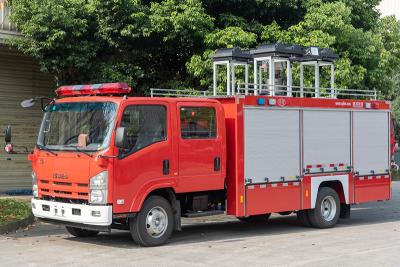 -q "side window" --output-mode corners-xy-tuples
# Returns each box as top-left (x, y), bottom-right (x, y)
(180, 106), (217, 139)
(120, 105), (166, 154)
